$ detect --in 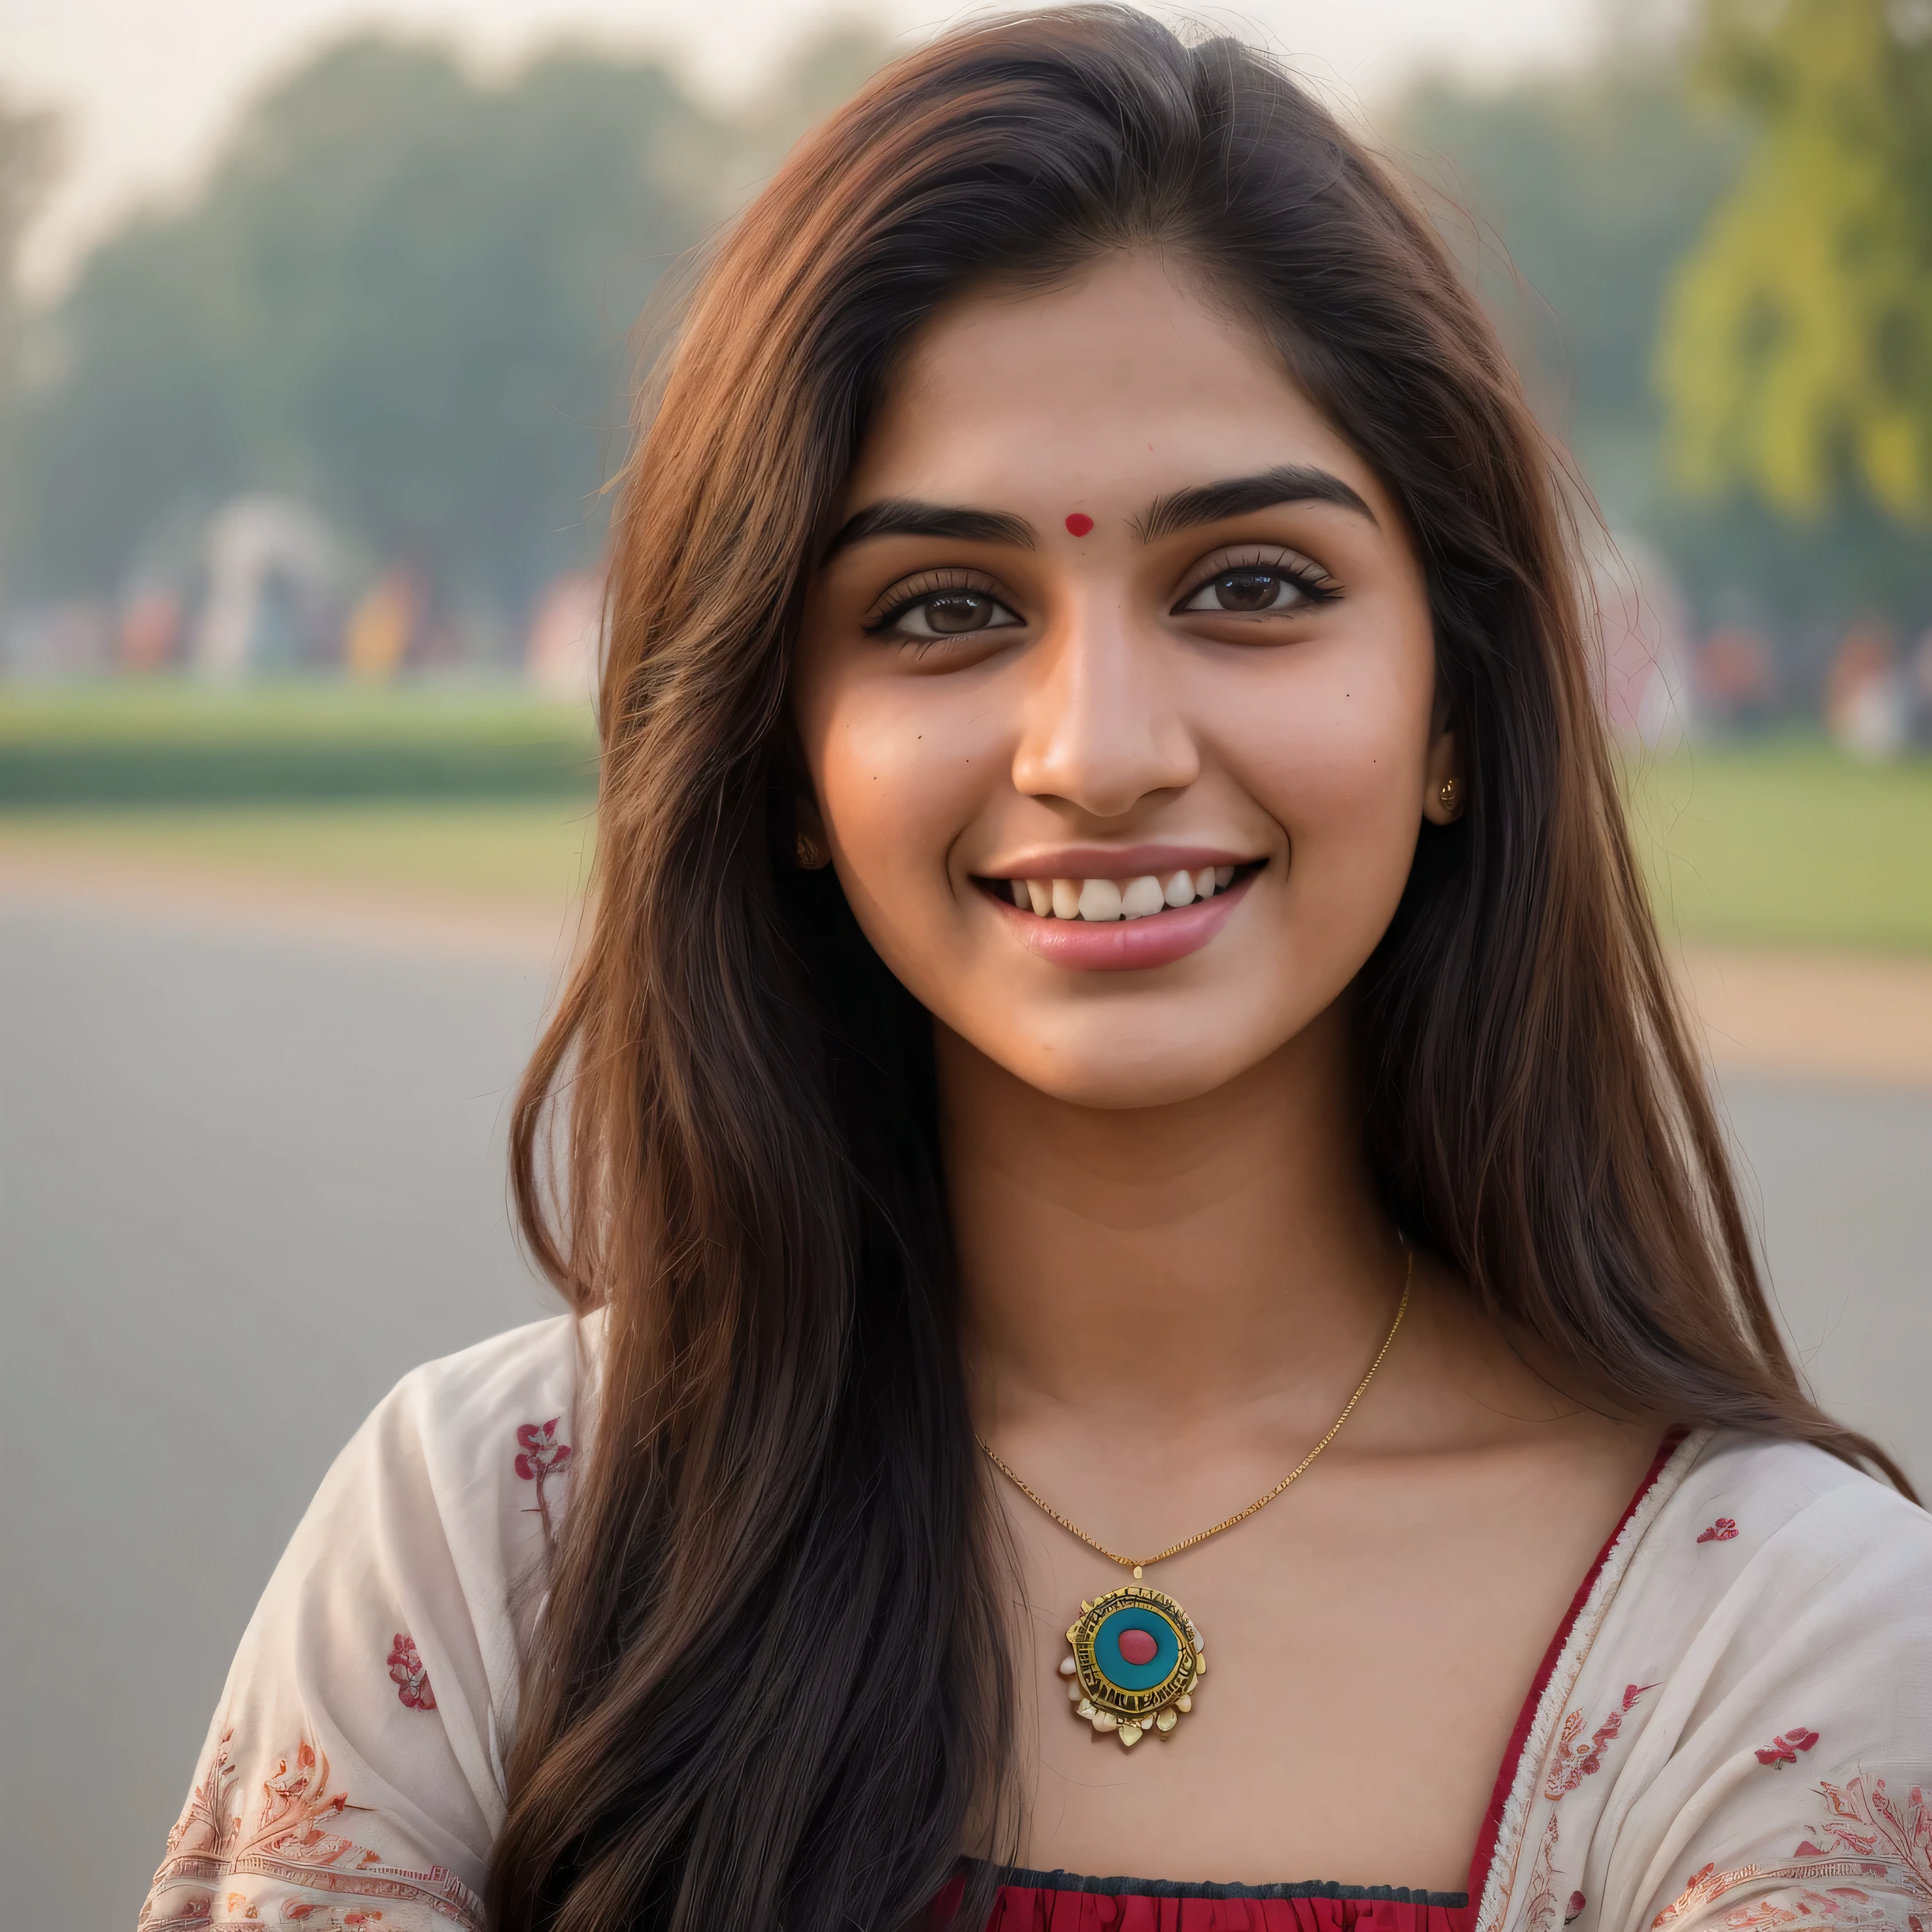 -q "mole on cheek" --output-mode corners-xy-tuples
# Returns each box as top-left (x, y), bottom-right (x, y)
(1064, 512), (1094, 537)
